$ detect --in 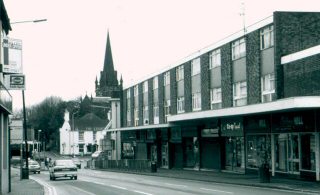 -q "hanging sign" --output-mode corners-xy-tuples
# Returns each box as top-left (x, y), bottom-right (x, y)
(2, 37), (23, 74)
